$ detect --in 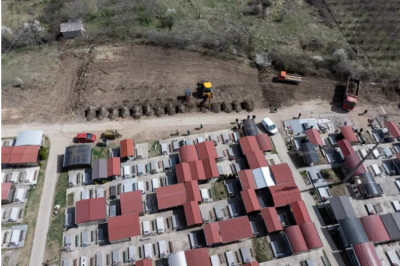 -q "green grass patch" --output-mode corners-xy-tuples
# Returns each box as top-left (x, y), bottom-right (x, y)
(252, 237), (273, 262)
(67, 193), (74, 207)
(211, 180), (229, 200)
(3, 256), (10, 266)
(92, 147), (109, 161)
(148, 140), (161, 158)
